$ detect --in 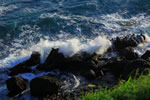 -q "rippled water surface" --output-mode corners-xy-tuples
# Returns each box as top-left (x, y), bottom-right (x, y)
(0, 0), (150, 99)
(0, 0), (150, 60)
